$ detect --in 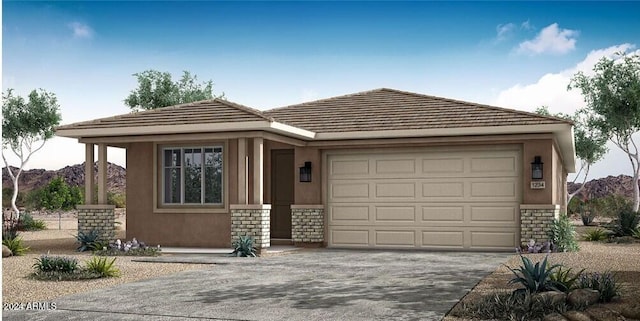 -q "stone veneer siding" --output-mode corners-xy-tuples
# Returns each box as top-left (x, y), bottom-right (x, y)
(77, 205), (116, 242)
(291, 205), (324, 244)
(230, 205), (270, 249)
(520, 205), (561, 244)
